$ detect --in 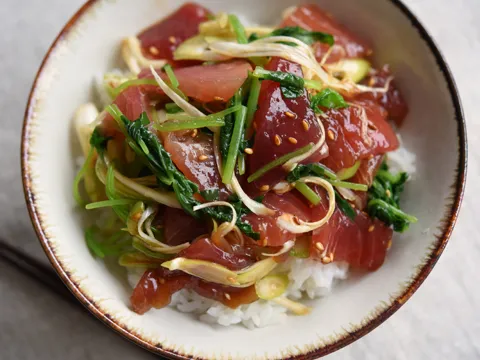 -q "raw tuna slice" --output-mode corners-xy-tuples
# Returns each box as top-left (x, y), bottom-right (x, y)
(137, 2), (211, 67)
(321, 99), (399, 172)
(138, 60), (252, 103)
(249, 57), (326, 191)
(161, 130), (228, 199)
(350, 154), (384, 210)
(242, 191), (311, 247)
(310, 189), (392, 271)
(163, 207), (209, 246)
(357, 65), (409, 125)
(100, 86), (150, 137)
(281, 5), (372, 63)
